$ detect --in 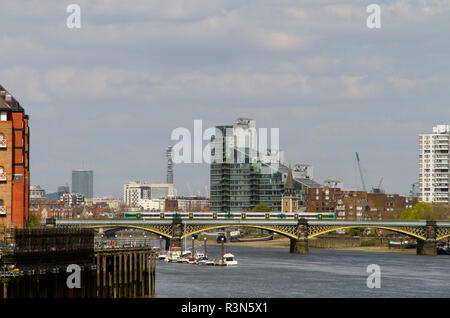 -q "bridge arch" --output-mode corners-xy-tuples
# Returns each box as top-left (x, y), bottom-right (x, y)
(309, 225), (427, 240)
(82, 224), (173, 239)
(182, 224), (298, 240)
(437, 232), (450, 241)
